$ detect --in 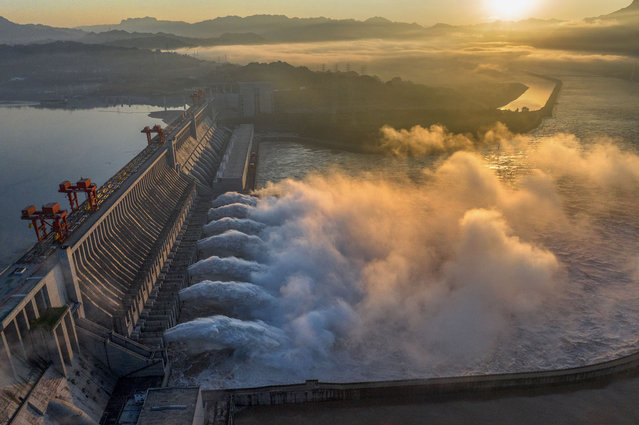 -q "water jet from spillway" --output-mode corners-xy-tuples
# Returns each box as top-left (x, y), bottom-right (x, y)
(164, 315), (285, 355)
(203, 217), (265, 237)
(197, 230), (264, 260)
(179, 280), (275, 319)
(211, 192), (258, 208)
(188, 256), (265, 283)
(207, 203), (253, 221)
